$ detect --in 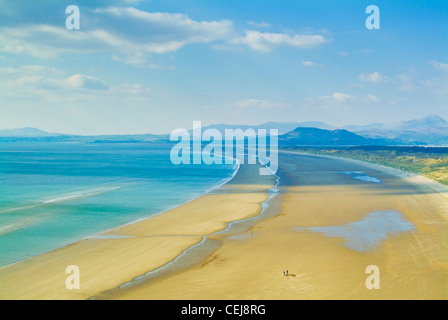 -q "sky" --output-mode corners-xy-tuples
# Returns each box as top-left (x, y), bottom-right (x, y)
(0, 0), (447, 135)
